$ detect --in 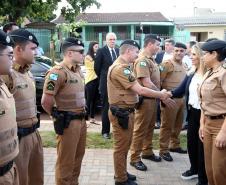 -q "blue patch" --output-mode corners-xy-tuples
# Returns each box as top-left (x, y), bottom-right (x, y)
(49, 73), (58, 81)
